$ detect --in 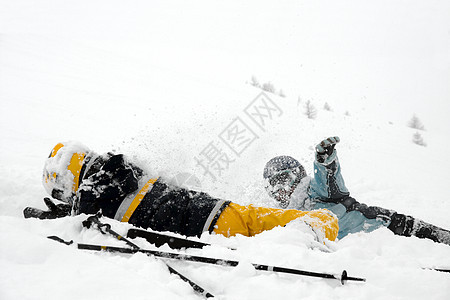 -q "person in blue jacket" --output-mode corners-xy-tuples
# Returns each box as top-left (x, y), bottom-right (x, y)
(263, 136), (450, 245)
